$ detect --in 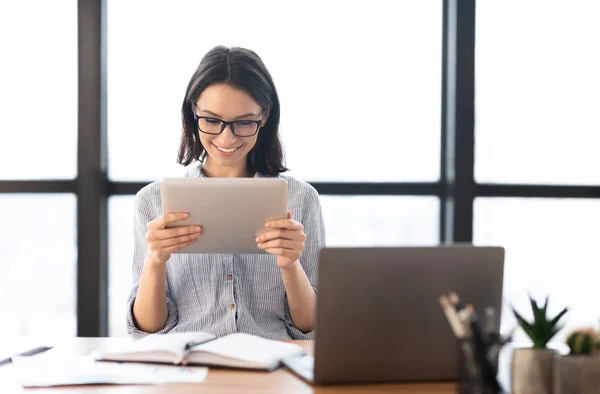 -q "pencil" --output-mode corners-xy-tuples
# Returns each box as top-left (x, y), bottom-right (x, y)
(440, 295), (478, 380)
(449, 291), (466, 311)
(440, 295), (466, 338)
